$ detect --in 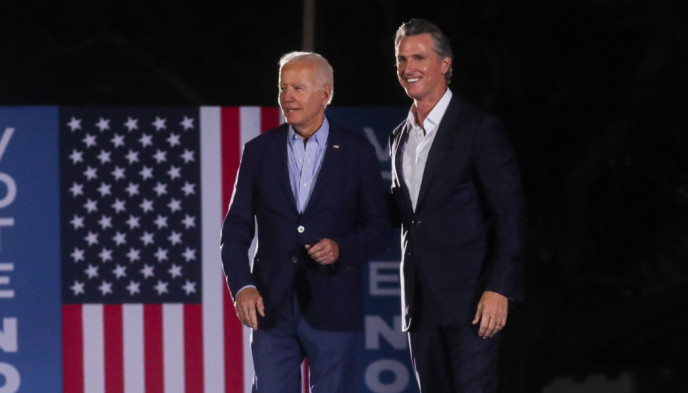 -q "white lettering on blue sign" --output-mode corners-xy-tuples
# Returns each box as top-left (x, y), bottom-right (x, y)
(0, 318), (17, 352)
(0, 361), (20, 393)
(369, 261), (400, 296)
(0, 263), (14, 299)
(365, 315), (406, 350)
(365, 359), (410, 393)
